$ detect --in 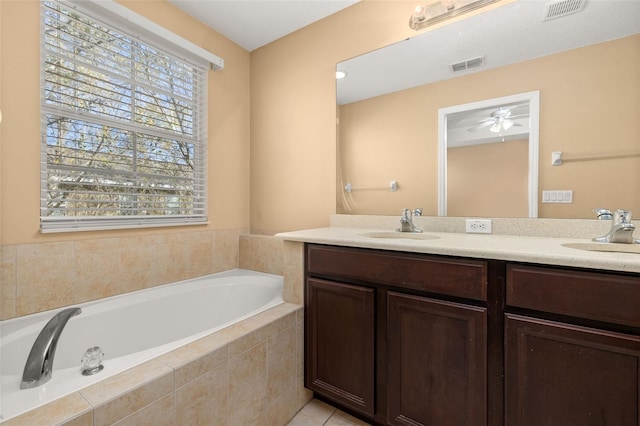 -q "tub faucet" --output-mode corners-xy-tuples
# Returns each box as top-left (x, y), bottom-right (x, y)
(397, 208), (423, 233)
(21, 307), (81, 389)
(592, 209), (639, 244)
